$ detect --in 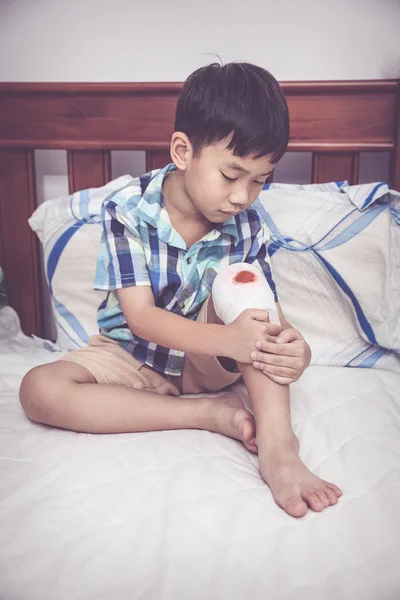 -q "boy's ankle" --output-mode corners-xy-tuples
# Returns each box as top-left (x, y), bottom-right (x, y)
(256, 429), (299, 456)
